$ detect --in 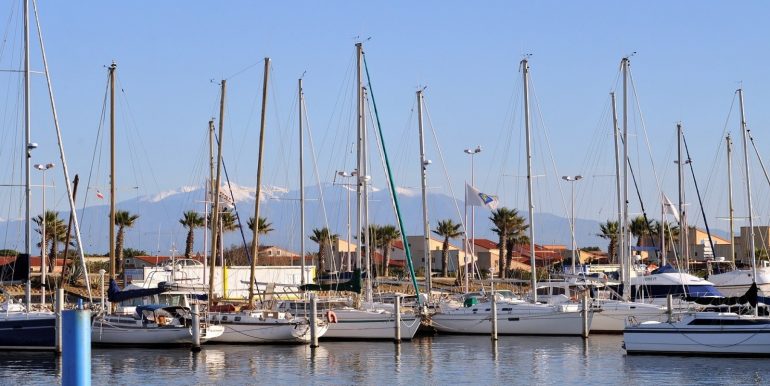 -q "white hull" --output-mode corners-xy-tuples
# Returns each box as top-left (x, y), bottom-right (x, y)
(624, 312), (770, 356)
(431, 301), (589, 336)
(322, 308), (421, 340)
(91, 317), (224, 346)
(209, 311), (326, 344)
(708, 268), (770, 297)
(590, 301), (668, 333)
